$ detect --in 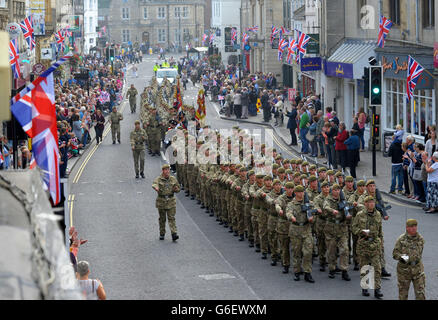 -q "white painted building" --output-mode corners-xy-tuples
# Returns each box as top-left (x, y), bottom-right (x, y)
(211, 0), (240, 65)
(84, 0), (98, 54)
